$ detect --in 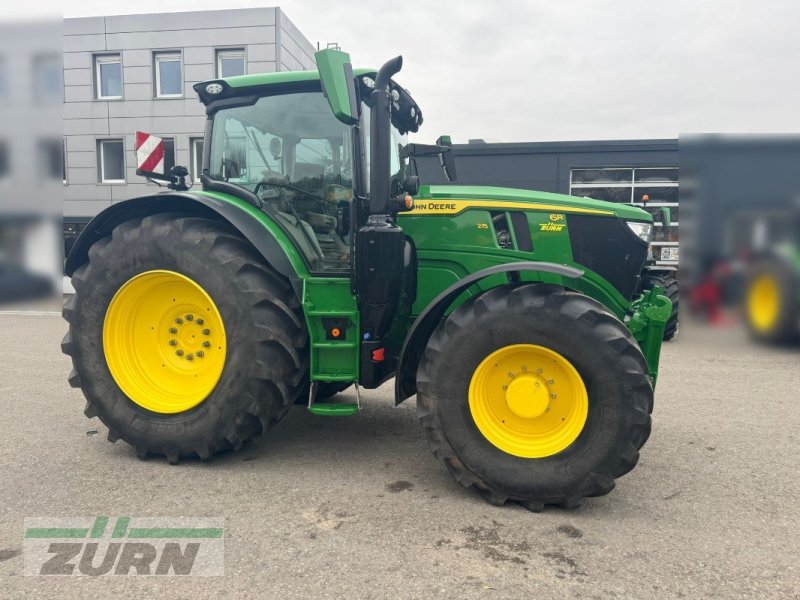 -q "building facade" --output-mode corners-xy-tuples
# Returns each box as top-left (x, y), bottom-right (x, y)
(414, 139), (680, 267)
(63, 7), (316, 239)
